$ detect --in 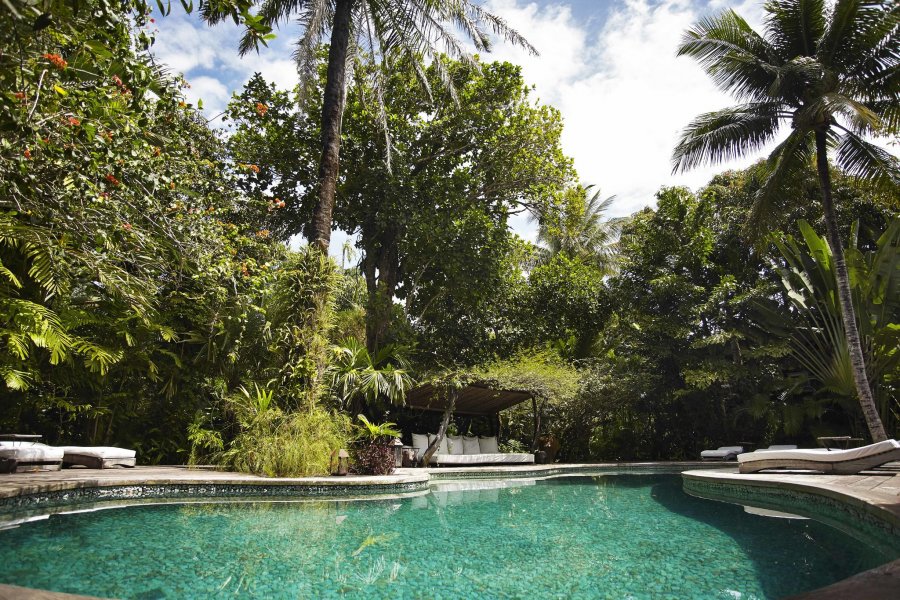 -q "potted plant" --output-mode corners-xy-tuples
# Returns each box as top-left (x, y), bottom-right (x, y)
(353, 415), (402, 475)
